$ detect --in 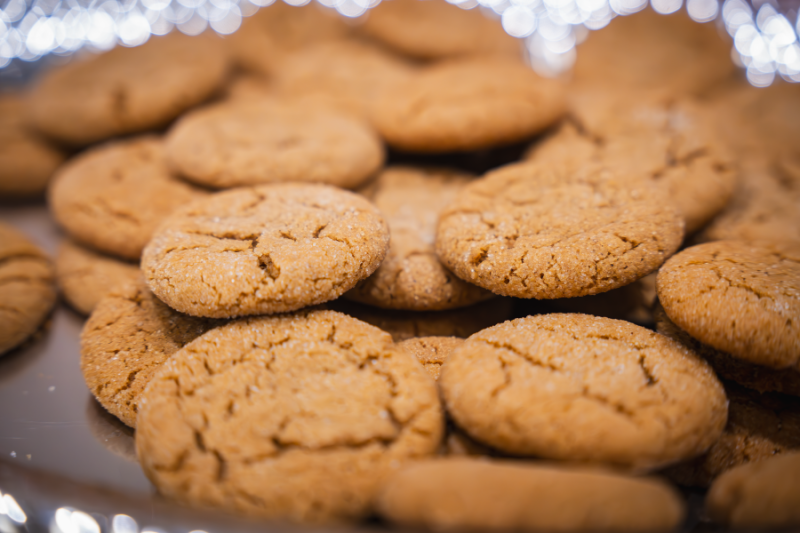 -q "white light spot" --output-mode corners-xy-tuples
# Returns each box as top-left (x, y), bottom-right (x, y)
(112, 515), (138, 533)
(118, 11), (150, 45)
(335, 0), (367, 17)
(177, 10), (207, 34)
(210, 5), (241, 33)
(746, 64), (775, 85)
(651, 0), (681, 15)
(3, 495), (26, 524)
(609, 0), (646, 15)
(501, 5), (536, 37)
(687, 0), (718, 22)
